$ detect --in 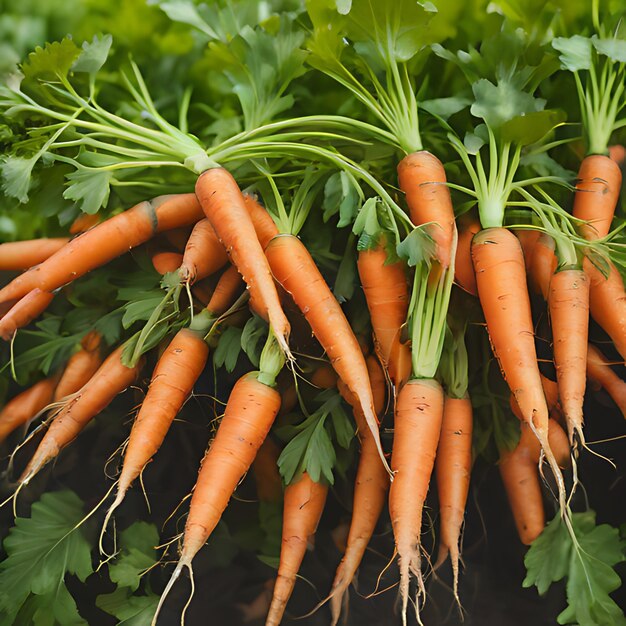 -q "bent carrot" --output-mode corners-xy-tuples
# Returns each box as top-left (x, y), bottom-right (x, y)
(265, 233), (390, 474)
(266, 473), (329, 626)
(586, 344), (626, 417)
(389, 378), (444, 624)
(179, 218), (229, 284)
(548, 268), (589, 444)
(0, 238), (69, 271)
(572, 155), (622, 241)
(398, 151), (456, 269)
(195, 169), (290, 355)
(455, 218), (481, 296)
(0, 377), (58, 444)
(434, 395), (473, 601)
(0, 289), (54, 340)
(53, 331), (103, 402)
(19, 345), (144, 485)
